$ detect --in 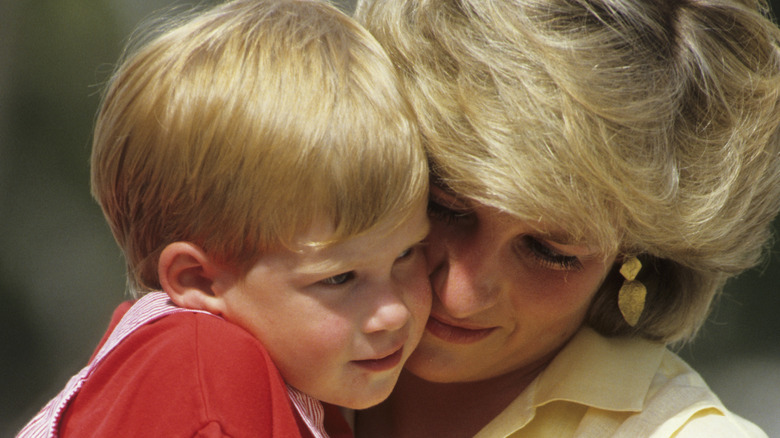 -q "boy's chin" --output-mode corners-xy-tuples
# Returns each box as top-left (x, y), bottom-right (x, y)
(325, 378), (399, 410)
